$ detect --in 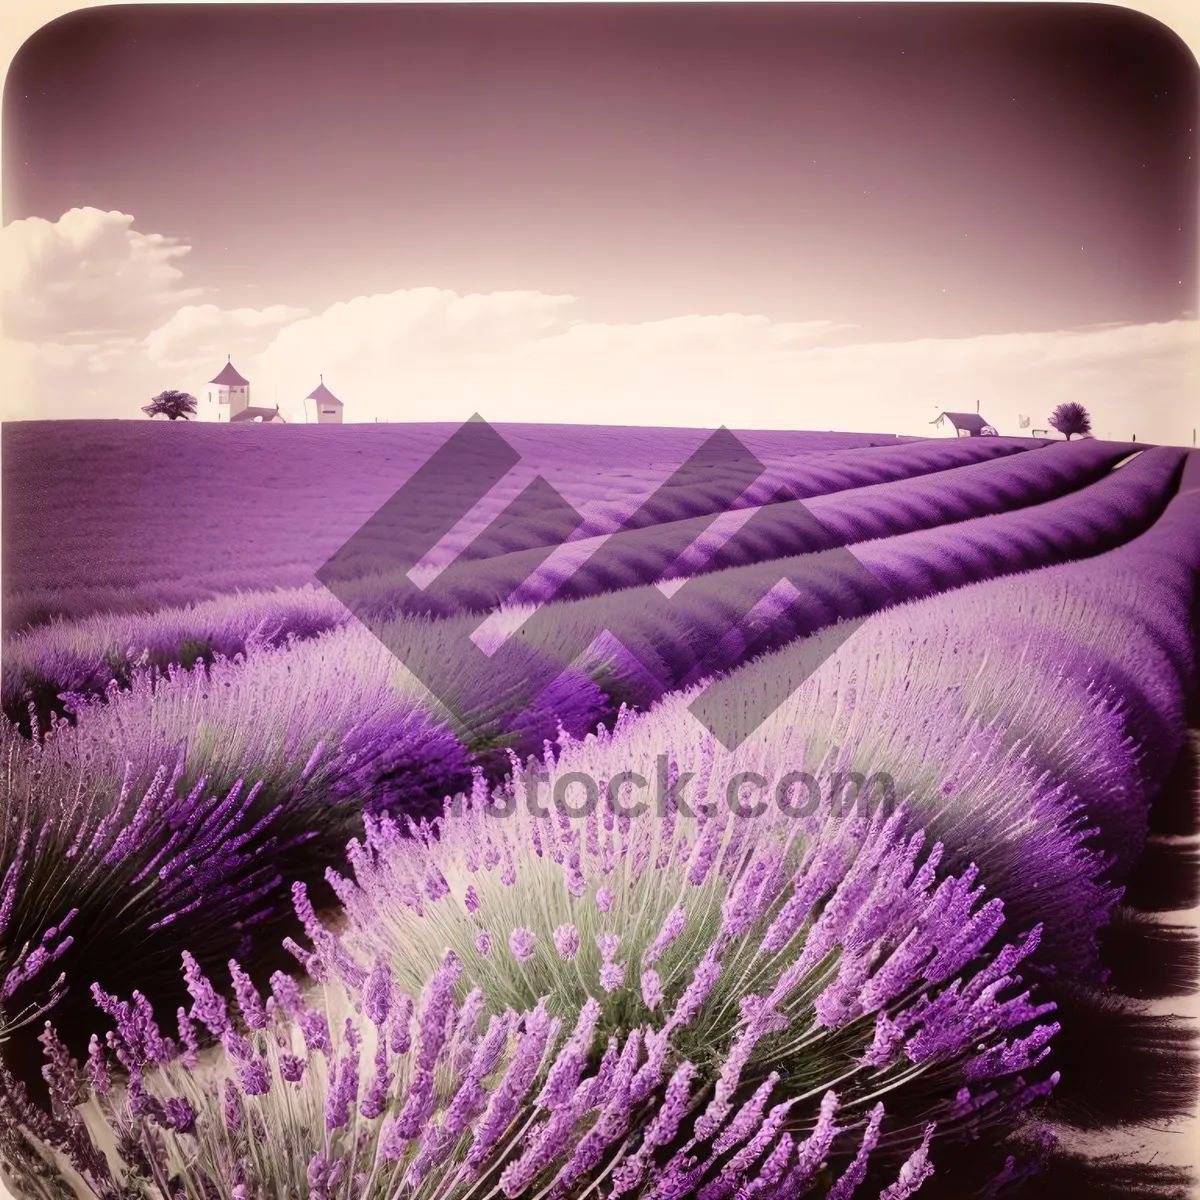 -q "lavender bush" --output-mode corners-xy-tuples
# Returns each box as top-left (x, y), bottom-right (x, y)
(0, 724), (335, 1071)
(30, 634), (474, 808)
(0, 641), (475, 1073)
(2, 587), (349, 732)
(34, 616), (605, 783)
(14, 783), (1059, 1200)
